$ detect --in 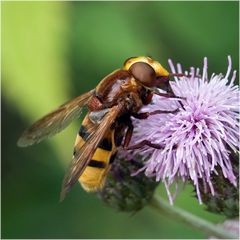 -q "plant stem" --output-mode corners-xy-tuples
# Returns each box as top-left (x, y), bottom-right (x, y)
(150, 195), (238, 239)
